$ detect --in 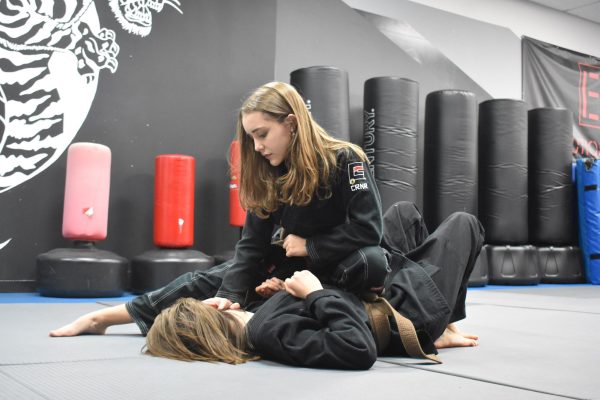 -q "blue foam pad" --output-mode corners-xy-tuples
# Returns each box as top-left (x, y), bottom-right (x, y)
(575, 158), (600, 284)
